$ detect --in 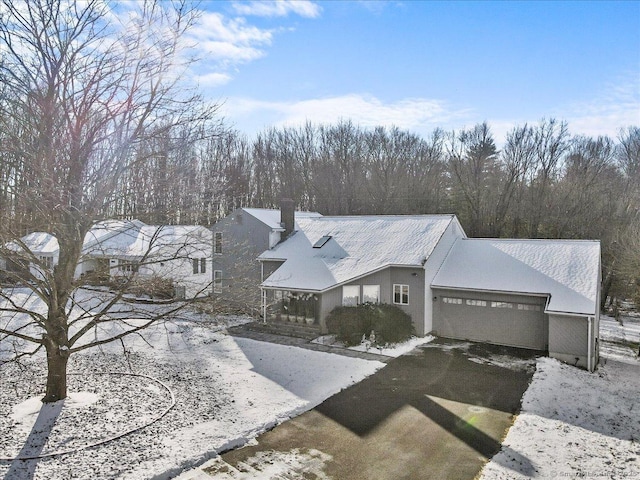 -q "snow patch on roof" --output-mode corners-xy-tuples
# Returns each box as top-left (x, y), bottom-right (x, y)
(86, 225), (210, 258)
(15, 232), (59, 254)
(432, 238), (600, 315)
(242, 208), (322, 230)
(260, 215), (455, 291)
